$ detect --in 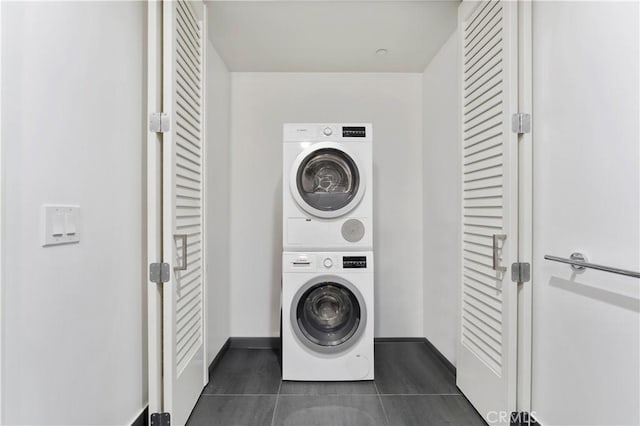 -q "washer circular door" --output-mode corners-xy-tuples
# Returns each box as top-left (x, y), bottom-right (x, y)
(290, 142), (366, 219)
(291, 275), (367, 354)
